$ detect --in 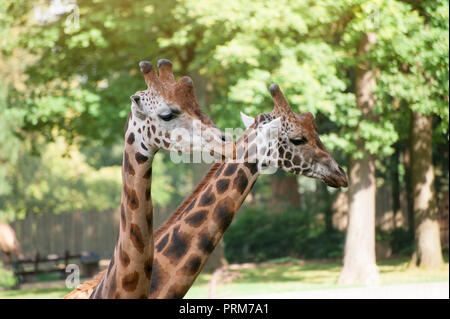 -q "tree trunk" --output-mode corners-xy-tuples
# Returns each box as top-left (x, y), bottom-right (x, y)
(338, 32), (380, 285)
(391, 144), (400, 228)
(270, 171), (300, 209)
(410, 112), (443, 268)
(320, 183), (334, 234)
(338, 152), (380, 284)
(403, 138), (415, 237)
